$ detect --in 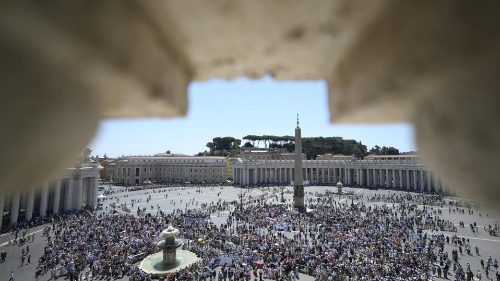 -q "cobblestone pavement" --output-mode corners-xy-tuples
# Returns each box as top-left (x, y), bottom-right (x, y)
(1, 185), (499, 280)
